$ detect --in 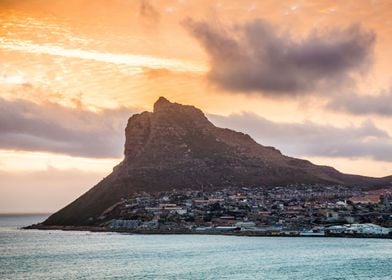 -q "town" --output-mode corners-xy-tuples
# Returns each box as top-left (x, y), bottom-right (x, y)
(101, 185), (392, 238)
